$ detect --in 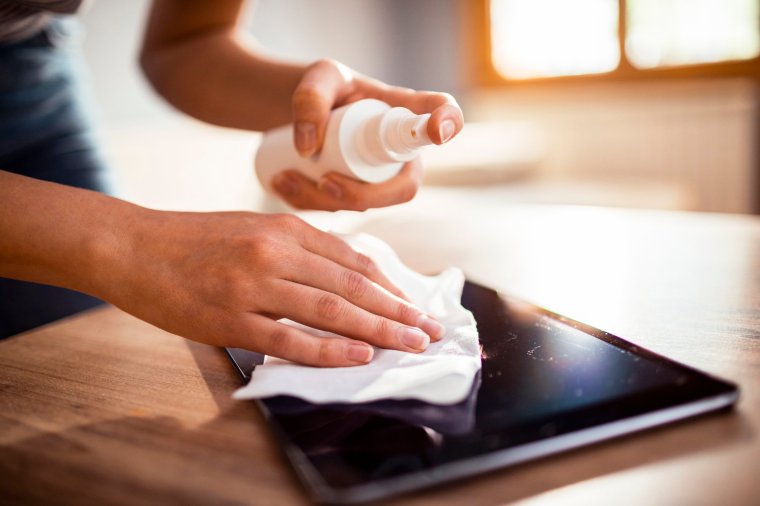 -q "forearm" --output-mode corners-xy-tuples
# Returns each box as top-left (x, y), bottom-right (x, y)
(0, 173), (441, 365)
(0, 171), (139, 297)
(140, 0), (306, 131)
